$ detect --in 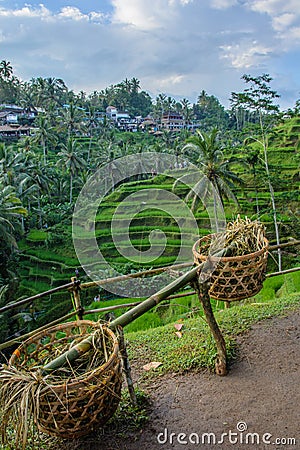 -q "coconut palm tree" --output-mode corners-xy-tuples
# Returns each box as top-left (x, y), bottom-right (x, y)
(0, 181), (27, 248)
(31, 114), (57, 165)
(0, 143), (26, 186)
(58, 138), (86, 203)
(173, 129), (244, 225)
(180, 98), (193, 128)
(59, 102), (85, 138)
(130, 77), (141, 94)
(0, 60), (13, 80)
